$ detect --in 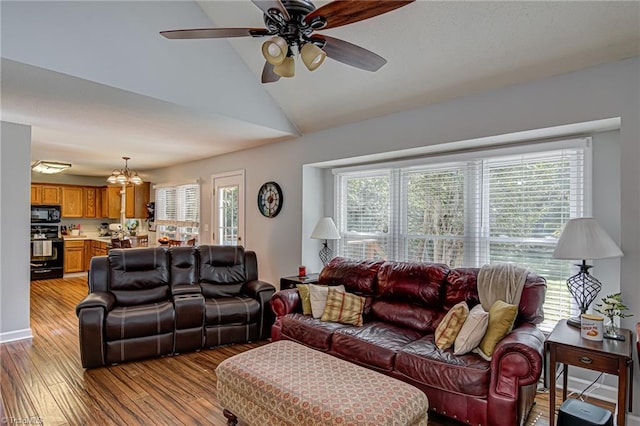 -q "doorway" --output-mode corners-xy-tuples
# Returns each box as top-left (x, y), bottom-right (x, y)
(212, 170), (245, 246)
